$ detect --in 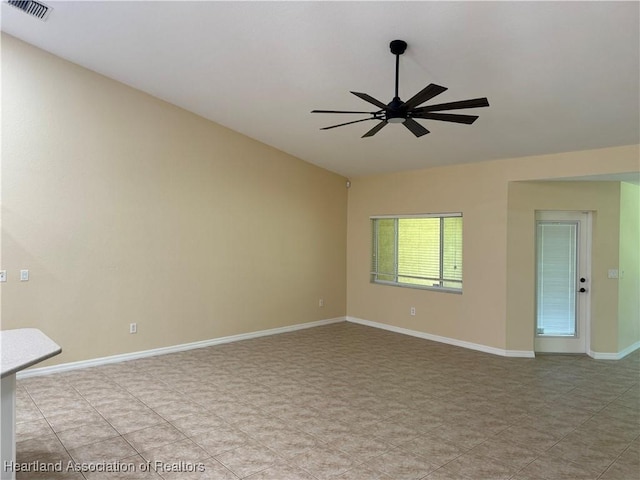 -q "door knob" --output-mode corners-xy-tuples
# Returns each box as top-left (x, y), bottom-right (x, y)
(579, 287), (587, 293)
(580, 277), (586, 283)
